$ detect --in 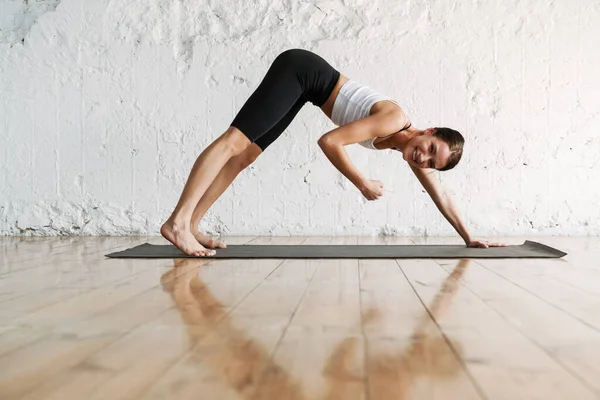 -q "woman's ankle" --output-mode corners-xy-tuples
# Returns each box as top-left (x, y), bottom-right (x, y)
(165, 215), (192, 232)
